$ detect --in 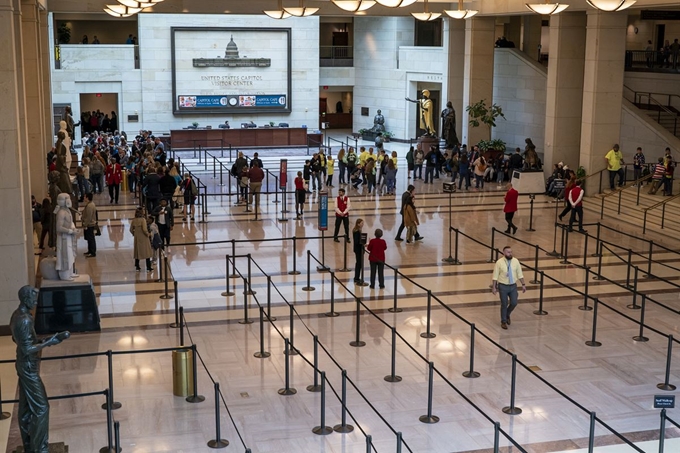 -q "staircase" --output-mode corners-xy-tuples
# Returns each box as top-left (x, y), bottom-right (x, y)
(637, 105), (680, 137)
